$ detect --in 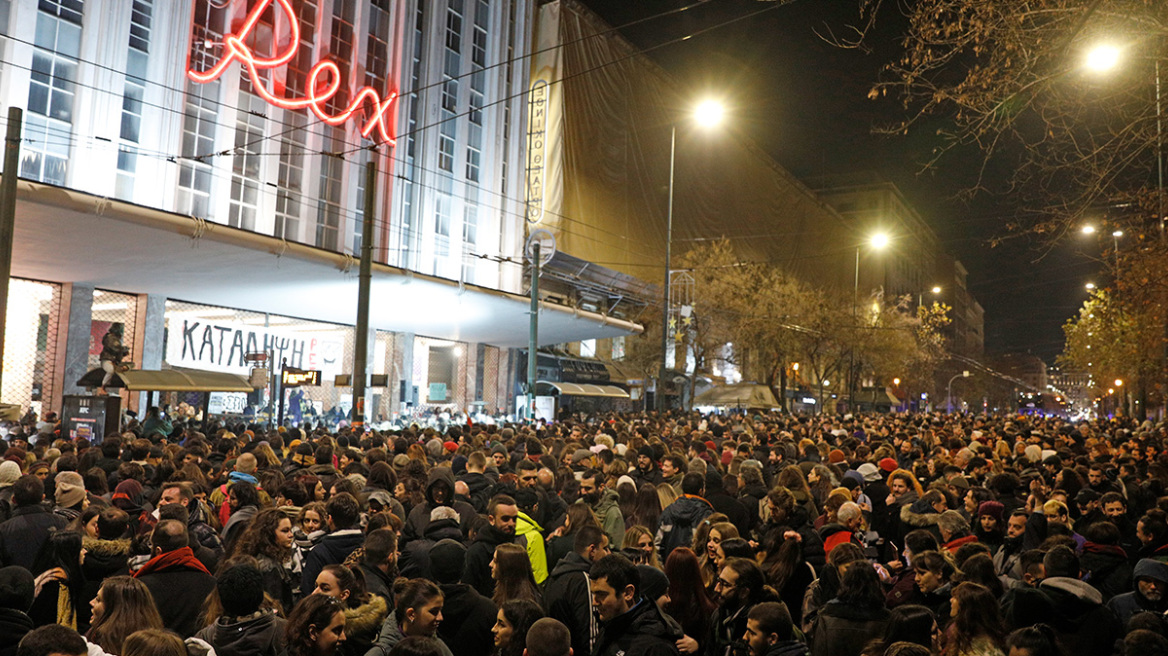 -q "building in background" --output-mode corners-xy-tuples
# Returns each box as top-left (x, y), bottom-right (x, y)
(1, 0), (638, 426)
